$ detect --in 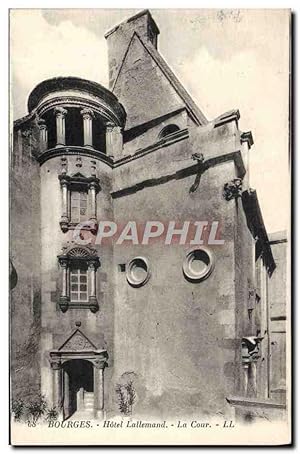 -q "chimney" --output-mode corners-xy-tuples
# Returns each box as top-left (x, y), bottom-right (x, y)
(105, 9), (160, 89)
